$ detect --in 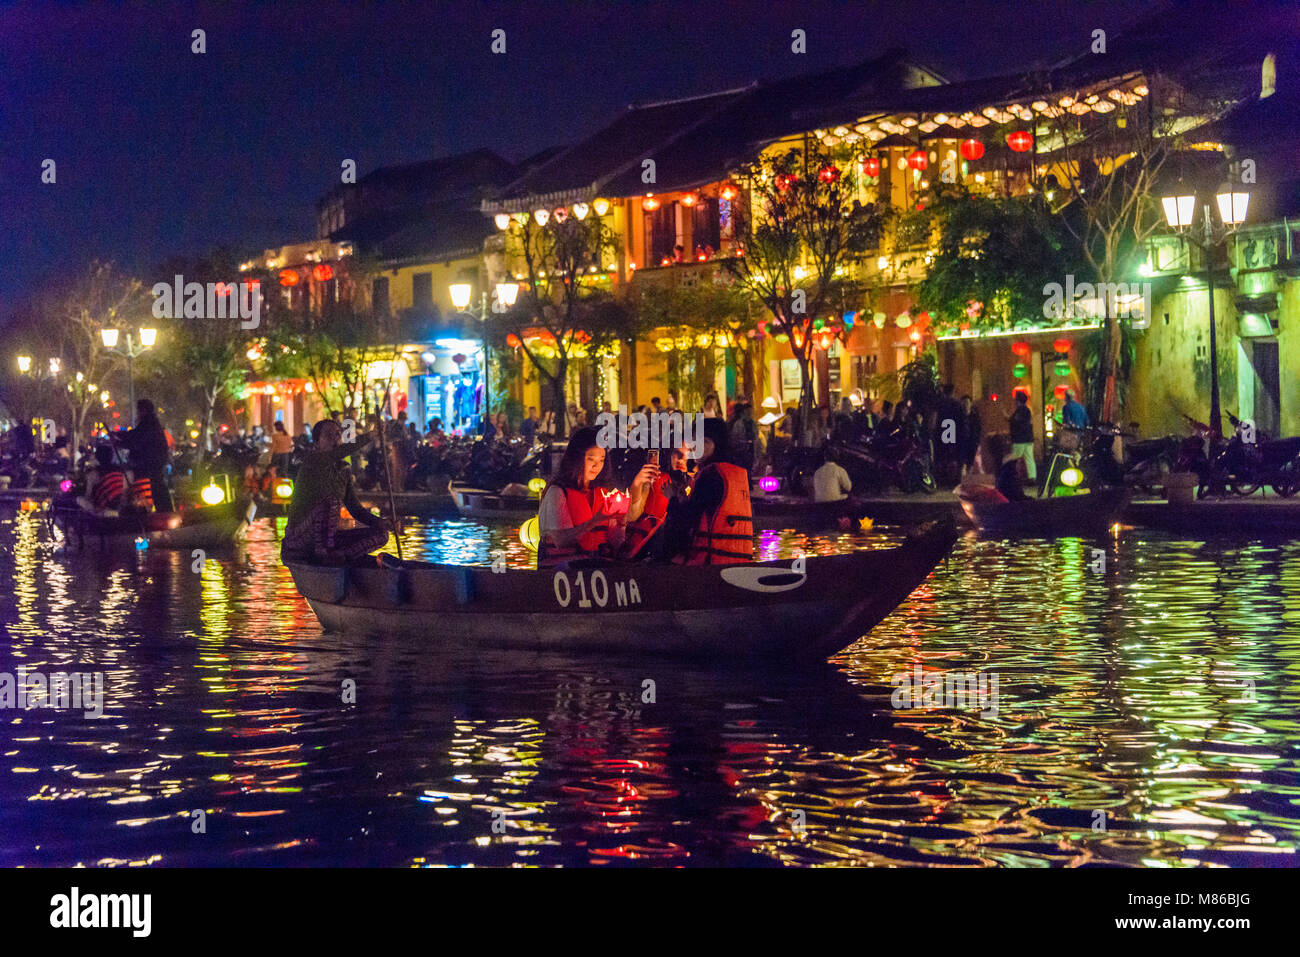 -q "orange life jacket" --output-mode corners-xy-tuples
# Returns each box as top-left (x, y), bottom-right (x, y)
(683, 462), (753, 565)
(619, 471), (674, 560)
(538, 486), (611, 568)
(129, 477), (154, 511)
